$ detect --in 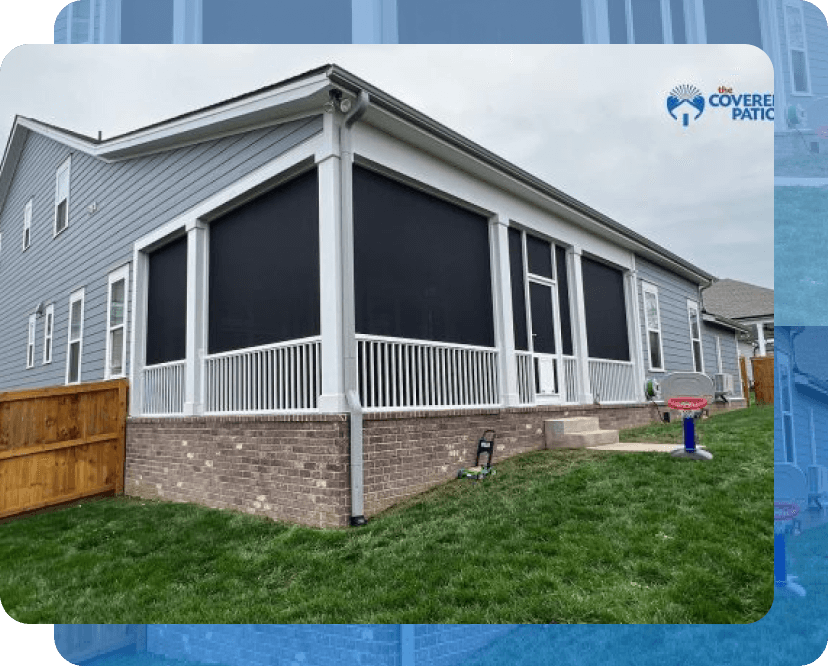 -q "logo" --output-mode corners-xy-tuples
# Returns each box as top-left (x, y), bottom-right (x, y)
(667, 84), (705, 126)
(666, 84), (774, 127)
